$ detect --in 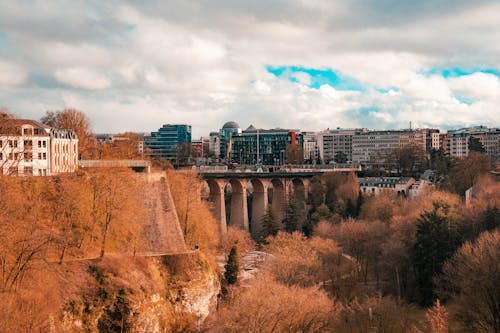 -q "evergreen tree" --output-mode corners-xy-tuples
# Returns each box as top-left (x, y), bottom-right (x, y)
(412, 203), (459, 306)
(261, 205), (280, 239)
(343, 198), (356, 218)
(224, 245), (239, 285)
(483, 205), (500, 232)
(283, 196), (304, 233)
(468, 136), (486, 153)
(355, 190), (364, 217)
